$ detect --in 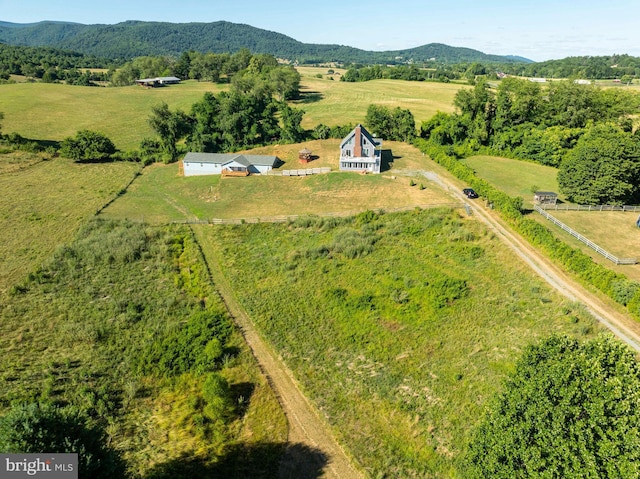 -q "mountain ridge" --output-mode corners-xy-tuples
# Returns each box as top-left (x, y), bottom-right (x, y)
(0, 20), (532, 64)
